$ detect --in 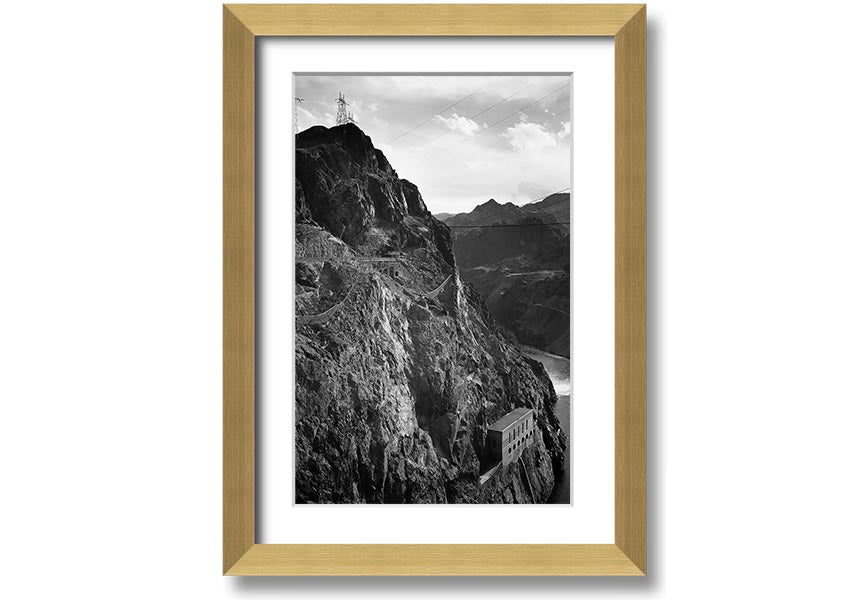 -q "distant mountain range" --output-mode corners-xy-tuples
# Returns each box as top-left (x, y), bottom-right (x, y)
(439, 194), (570, 356)
(441, 193), (569, 229)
